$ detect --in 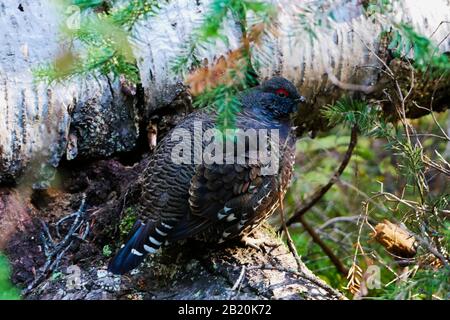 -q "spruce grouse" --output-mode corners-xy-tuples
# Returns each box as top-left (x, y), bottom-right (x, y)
(109, 77), (305, 274)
